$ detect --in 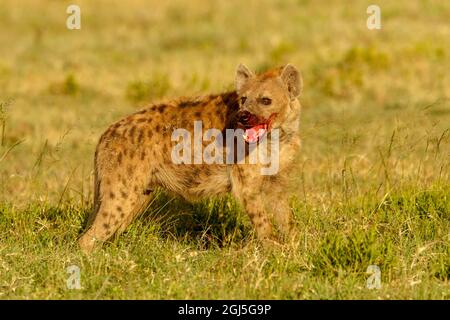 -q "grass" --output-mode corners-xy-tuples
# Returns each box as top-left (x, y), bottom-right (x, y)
(0, 0), (449, 299)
